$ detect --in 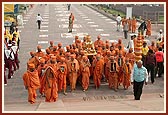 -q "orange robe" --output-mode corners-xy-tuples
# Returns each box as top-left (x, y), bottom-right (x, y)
(127, 19), (132, 31)
(80, 61), (91, 90)
(37, 64), (47, 94)
(57, 62), (67, 92)
(67, 59), (79, 90)
(93, 59), (104, 88)
(94, 40), (104, 47)
(146, 21), (152, 36)
(132, 19), (137, 33)
(104, 55), (110, 80)
(27, 56), (39, 69)
(125, 52), (135, 68)
(41, 66), (58, 102)
(107, 60), (119, 90)
(148, 45), (157, 53)
(122, 62), (132, 89)
(116, 56), (125, 85)
(22, 70), (40, 104)
(35, 51), (45, 58)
